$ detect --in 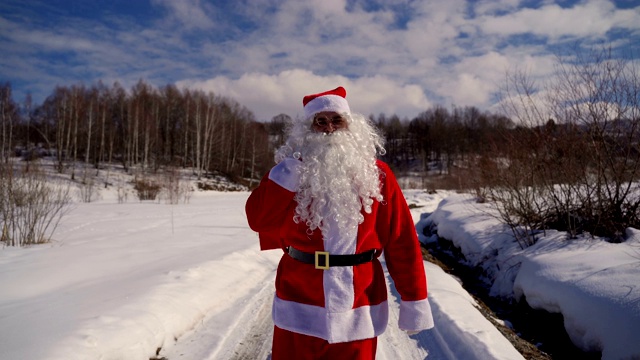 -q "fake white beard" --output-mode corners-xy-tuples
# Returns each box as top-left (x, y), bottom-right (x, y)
(289, 130), (384, 237)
